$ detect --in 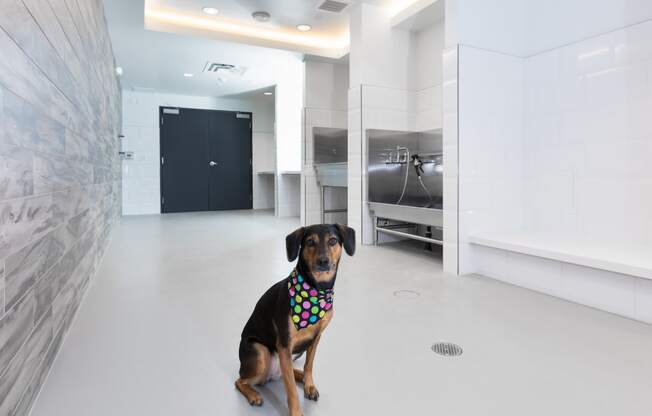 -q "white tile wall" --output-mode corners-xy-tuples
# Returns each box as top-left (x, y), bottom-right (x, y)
(460, 20), (652, 324)
(448, 0), (652, 58)
(635, 278), (652, 323)
(442, 47), (459, 275)
(561, 264), (637, 318)
(523, 20), (652, 245)
(302, 61), (349, 226)
(474, 245), (651, 324)
(457, 45), (525, 274)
